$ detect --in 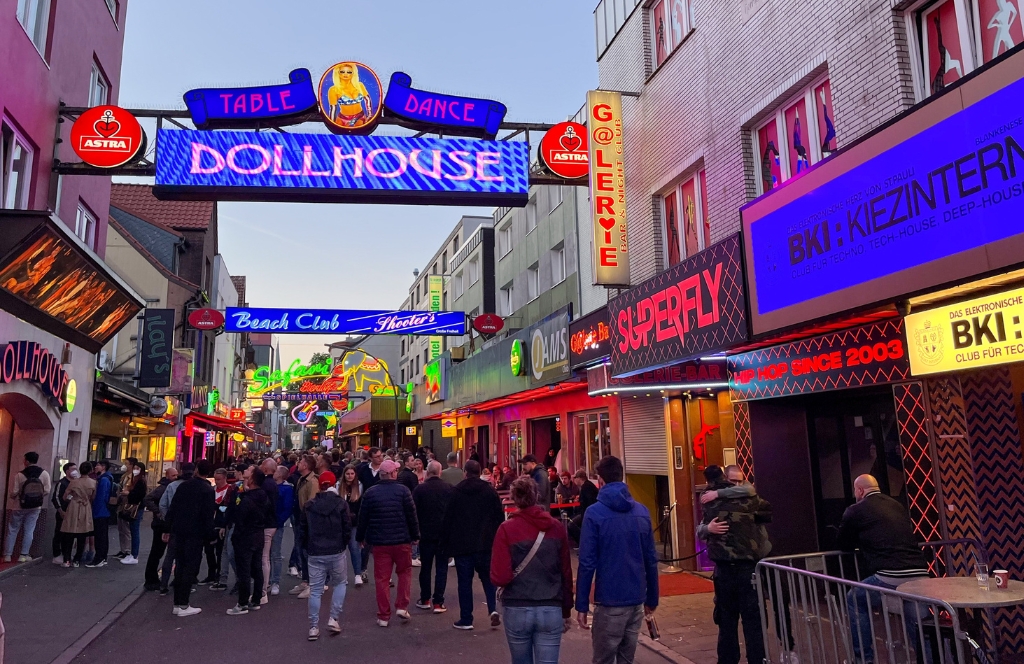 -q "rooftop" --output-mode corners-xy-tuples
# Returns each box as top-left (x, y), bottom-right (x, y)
(110, 183), (215, 231)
